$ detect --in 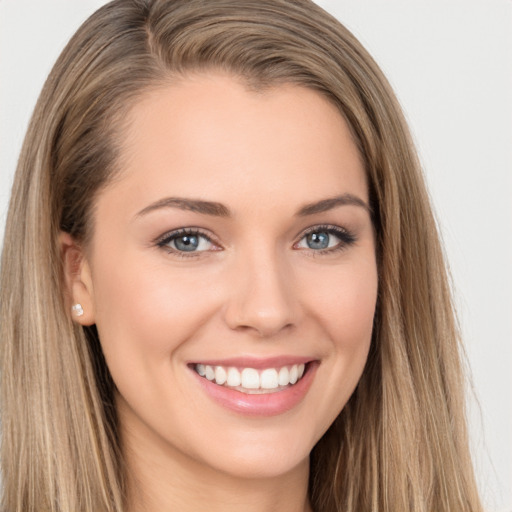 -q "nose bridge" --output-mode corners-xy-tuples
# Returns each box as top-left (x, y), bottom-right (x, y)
(224, 240), (297, 337)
